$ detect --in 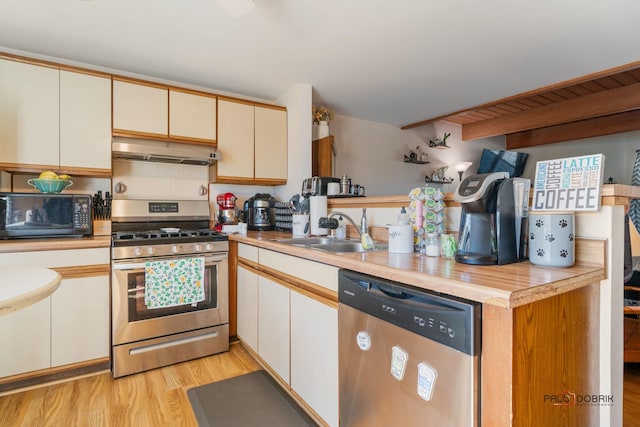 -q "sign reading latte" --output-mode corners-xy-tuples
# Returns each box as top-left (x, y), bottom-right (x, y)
(532, 154), (605, 212)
